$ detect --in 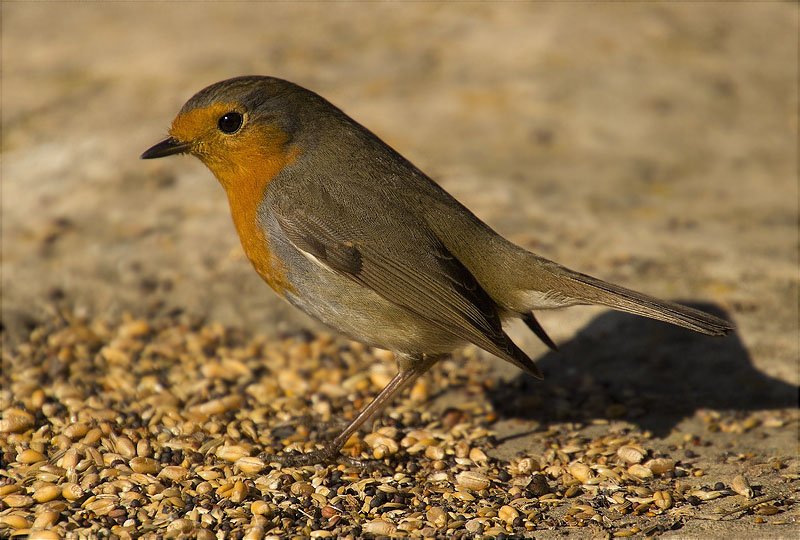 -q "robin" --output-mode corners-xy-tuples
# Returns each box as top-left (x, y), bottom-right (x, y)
(142, 76), (732, 465)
